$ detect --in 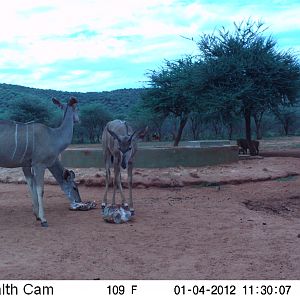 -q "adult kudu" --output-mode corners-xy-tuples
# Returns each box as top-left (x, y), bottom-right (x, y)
(102, 120), (147, 214)
(0, 97), (79, 227)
